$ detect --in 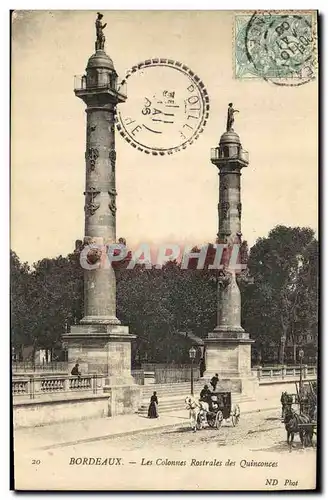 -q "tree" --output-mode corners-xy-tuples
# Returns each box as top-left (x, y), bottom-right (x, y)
(116, 258), (216, 363)
(10, 224), (318, 366)
(291, 239), (318, 361)
(10, 251), (33, 356)
(11, 250), (83, 359)
(30, 253), (83, 353)
(242, 226), (318, 364)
